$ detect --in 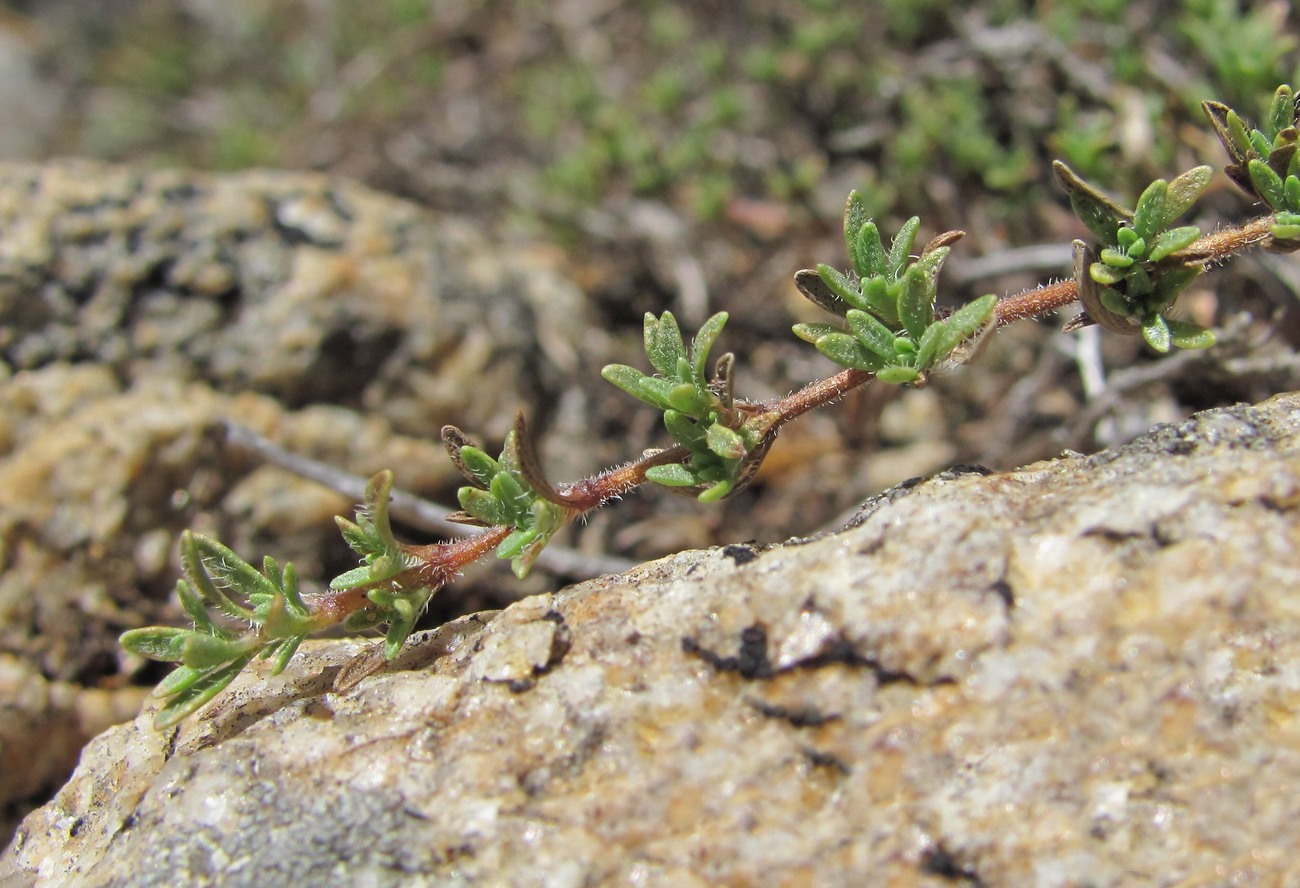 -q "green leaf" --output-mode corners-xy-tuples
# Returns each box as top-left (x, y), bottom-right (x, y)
(791, 322), (842, 344)
(152, 664), (204, 700)
(176, 580), (217, 635)
(1141, 314), (1171, 353)
(705, 423), (746, 460)
(1090, 262), (1127, 286)
(794, 268), (848, 316)
(279, 562), (307, 618)
(815, 332), (885, 372)
(1131, 178), (1168, 242)
(697, 479), (733, 503)
(913, 244), (951, 280)
(269, 635), (304, 675)
(120, 627), (191, 663)
(1099, 247), (1136, 268)
(1250, 158), (1287, 210)
(459, 487), (512, 527)
(1166, 318), (1216, 350)
(886, 217), (921, 279)
(496, 528), (537, 561)
(360, 471), (400, 551)
(667, 383), (710, 416)
(1147, 226), (1201, 261)
(861, 276), (898, 325)
(644, 312), (686, 377)
(153, 655), (254, 729)
(383, 601), (421, 660)
(876, 366), (920, 385)
(815, 264), (862, 307)
(1125, 265), (1153, 298)
(850, 221), (886, 279)
(343, 609), (384, 633)
(645, 464), (700, 487)
(896, 266), (934, 341)
(1099, 288), (1131, 318)
(179, 532), (255, 622)
(663, 409), (706, 449)
(1250, 129), (1271, 159)
(1160, 166), (1212, 228)
(489, 471), (530, 516)
(330, 565), (376, 591)
(1268, 85), (1295, 139)
(845, 309), (900, 360)
(1053, 160), (1128, 246)
(510, 537), (550, 580)
(1286, 176), (1300, 211)
(843, 191), (871, 265)
(456, 447), (500, 488)
(916, 294), (997, 367)
(334, 515), (369, 554)
(181, 632), (248, 670)
(601, 364), (675, 410)
(260, 569), (313, 638)
(690, 312), (729, 384)
(1202, 101), (1252, 166)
